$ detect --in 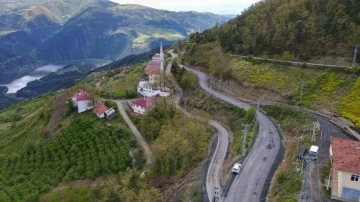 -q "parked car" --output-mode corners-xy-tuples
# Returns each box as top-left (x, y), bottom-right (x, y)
(232, 163), (242, 174)
(309, 145), (319, 160)
(298, 147), (307, 160)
